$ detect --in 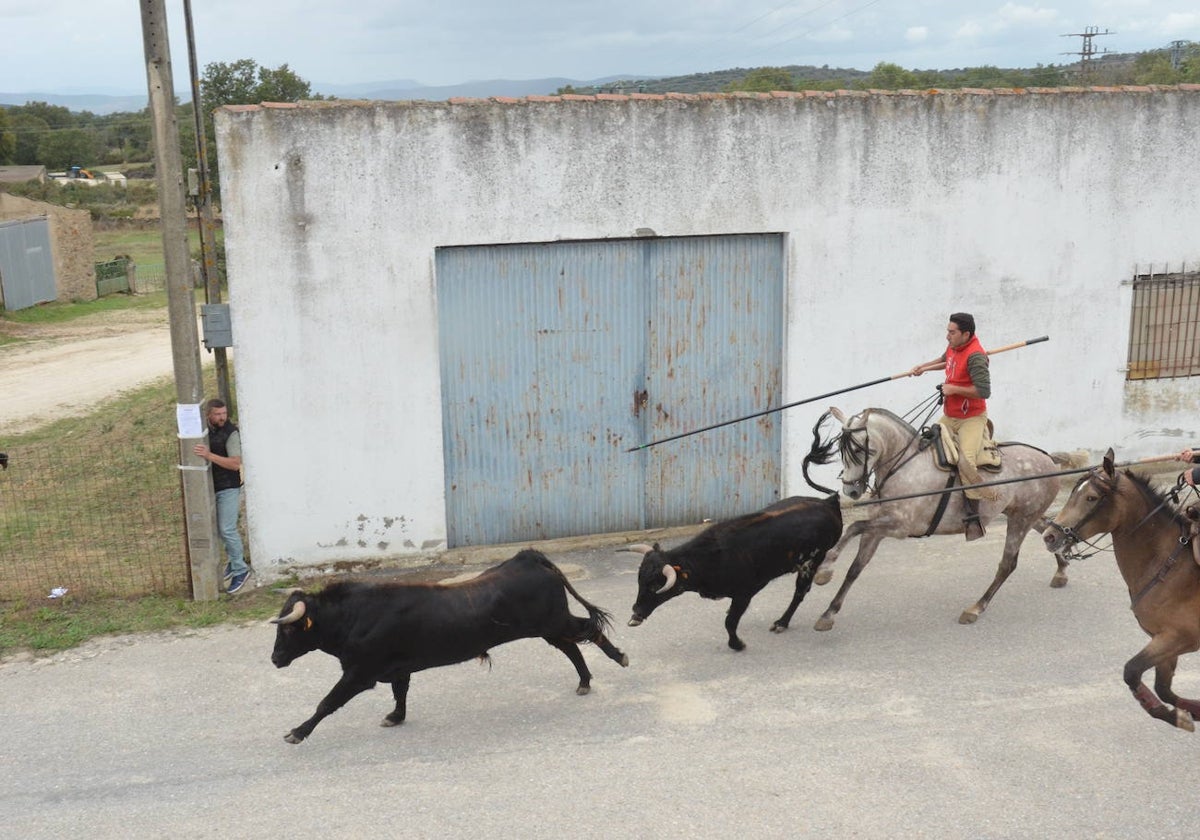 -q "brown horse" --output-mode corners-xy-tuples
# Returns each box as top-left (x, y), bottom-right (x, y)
(1043, 448), (1200, 732)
